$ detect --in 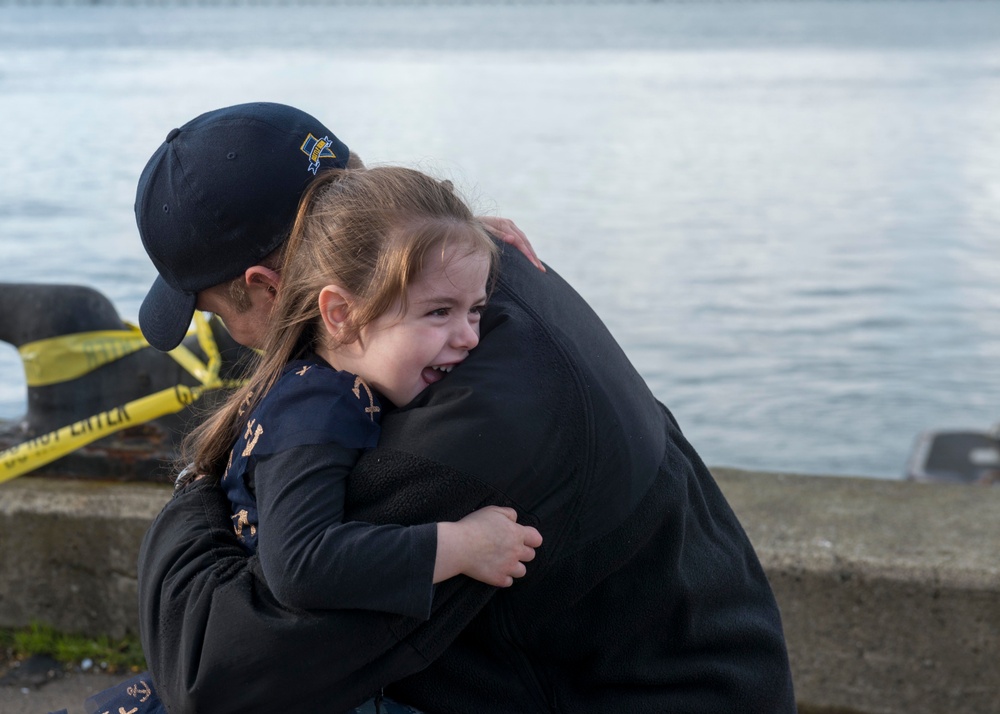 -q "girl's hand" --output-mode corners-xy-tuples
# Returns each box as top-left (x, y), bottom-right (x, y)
(478, 216), (546, 273)
(434, 506), (543, 587)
